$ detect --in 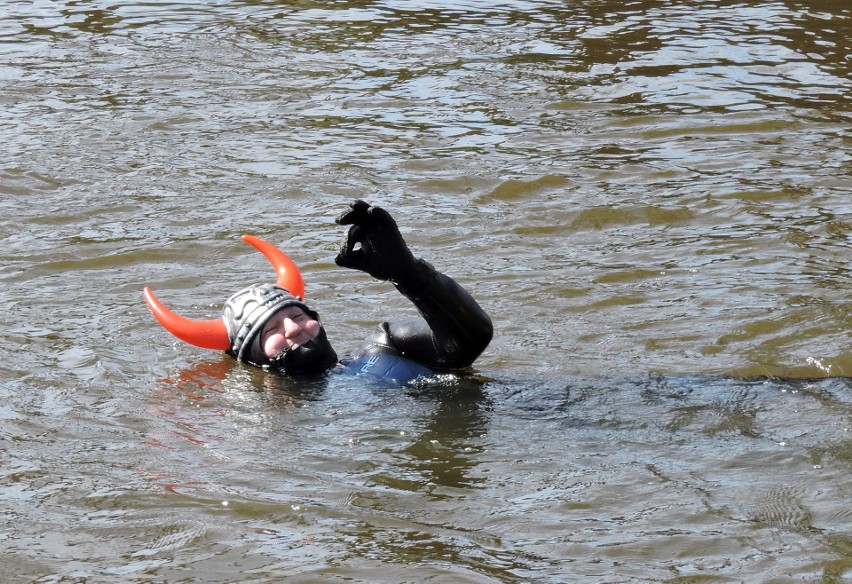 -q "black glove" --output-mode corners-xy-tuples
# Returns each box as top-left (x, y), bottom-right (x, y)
(335, 200), (417, 282)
